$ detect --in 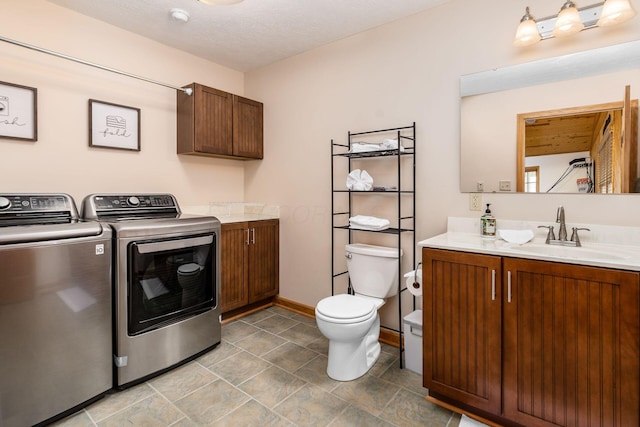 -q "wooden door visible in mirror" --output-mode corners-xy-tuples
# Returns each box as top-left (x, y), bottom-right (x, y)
(516, 87), (638, 193)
